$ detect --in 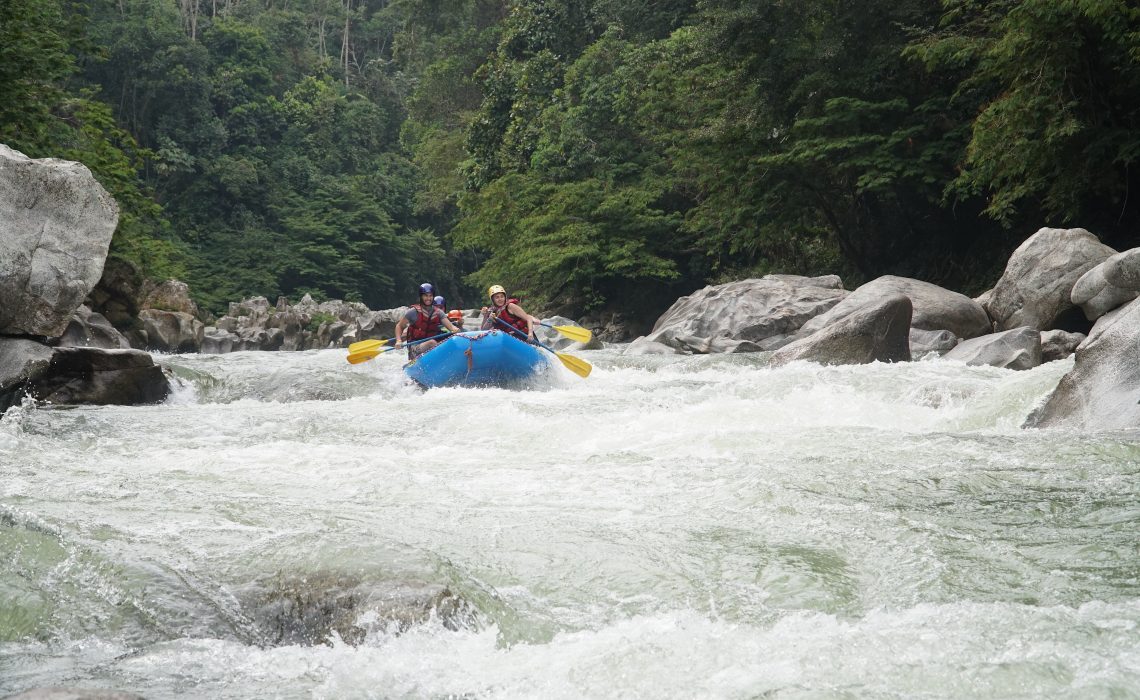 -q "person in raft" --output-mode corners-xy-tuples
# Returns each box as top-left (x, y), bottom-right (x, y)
(480, 285), (535, 342)
(447, 309), (465, 331)
(394, 283), (462, 359)
(433, 295), (445, 309)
